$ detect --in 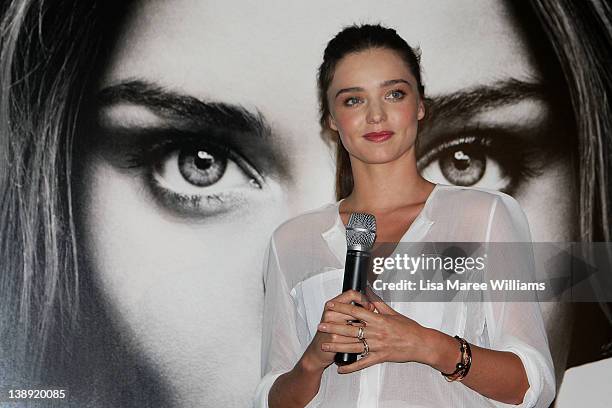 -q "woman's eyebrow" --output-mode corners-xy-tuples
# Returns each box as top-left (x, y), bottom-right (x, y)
(416, 78), (572, 155)
(98, 79), (272, 136)
(96, 79), (292, 181)
(380, 79), (411, 87)
(422, 79), (548, 128)
(335, 78), (411, 98)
